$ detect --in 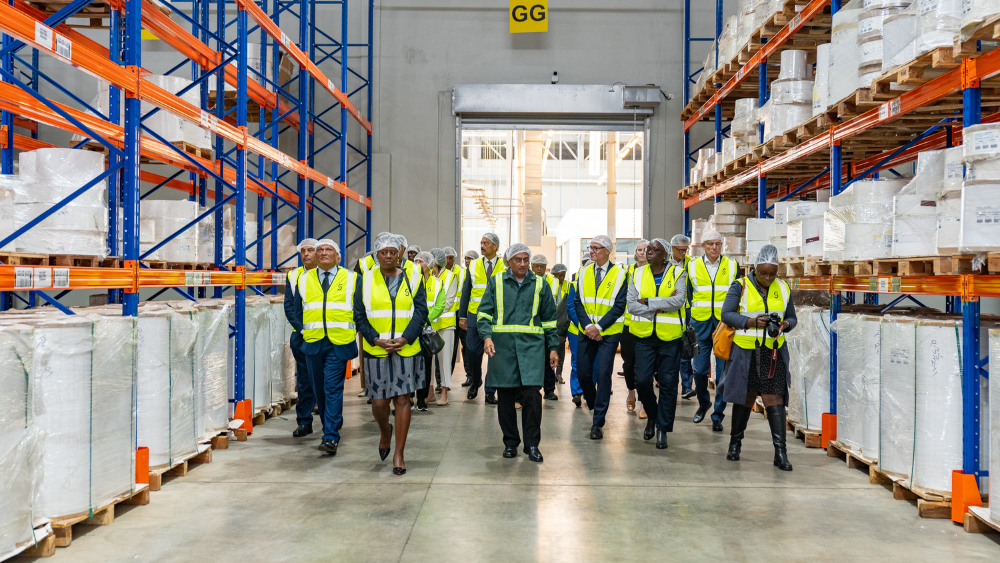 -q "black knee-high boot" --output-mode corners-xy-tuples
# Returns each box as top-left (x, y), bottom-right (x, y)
(766, 405), (792, 471)
(726, 403), (752, 461)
